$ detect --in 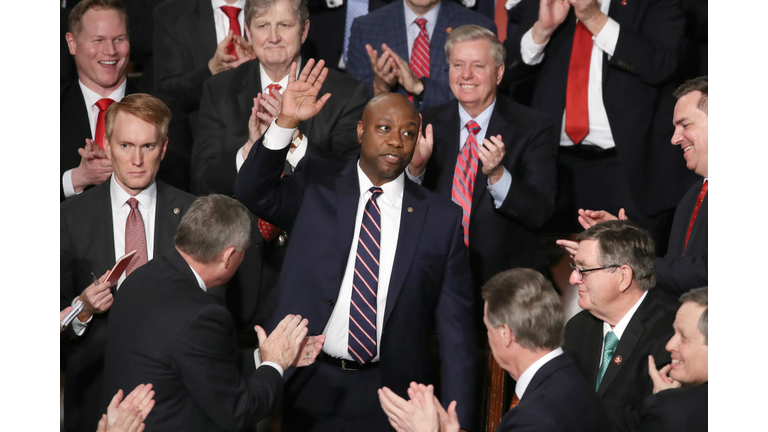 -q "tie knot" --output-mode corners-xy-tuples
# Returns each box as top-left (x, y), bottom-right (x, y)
(221, 5), (241, 19)
(466, 120), (481, 135)
(369, 187), (383, 200)
(127, 197), (139, 210)
(96, 98), (115, 112)
(267, 83), (282, 96)
(604, 331), (618, 349)
(414, 18), (427, 30)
